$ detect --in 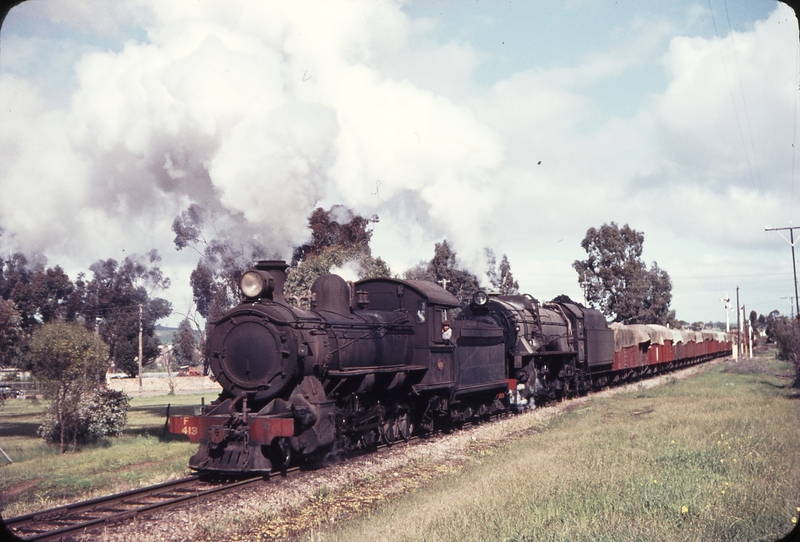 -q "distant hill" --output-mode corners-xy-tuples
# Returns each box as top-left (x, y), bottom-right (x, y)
(154, 325), (202, 344)
(154, 325), (177, 344)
